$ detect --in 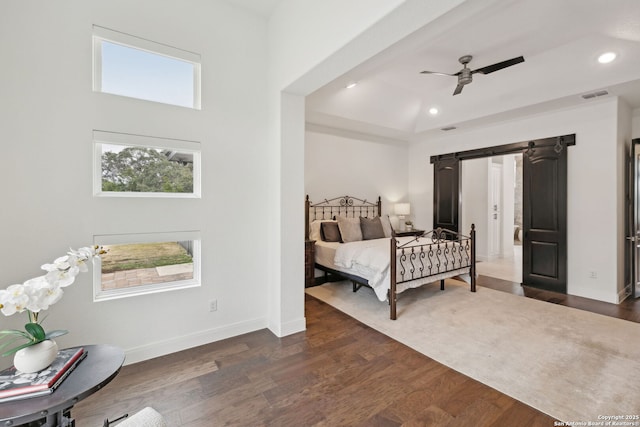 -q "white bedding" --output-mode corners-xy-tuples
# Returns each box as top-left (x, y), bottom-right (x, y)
(315, 237), (472, 301)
